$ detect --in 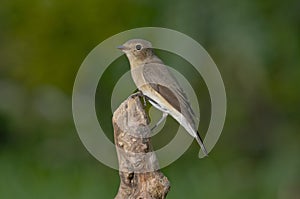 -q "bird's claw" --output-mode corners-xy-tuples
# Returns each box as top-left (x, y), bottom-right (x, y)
(128, 91), (147, 107)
